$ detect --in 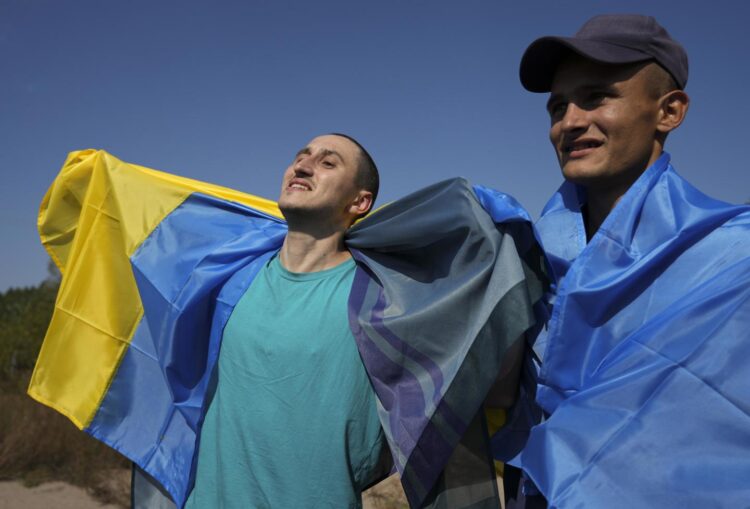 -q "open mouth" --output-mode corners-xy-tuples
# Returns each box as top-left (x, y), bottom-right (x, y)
(287, 179), (312, 191)
(563, 139), (603, 156)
